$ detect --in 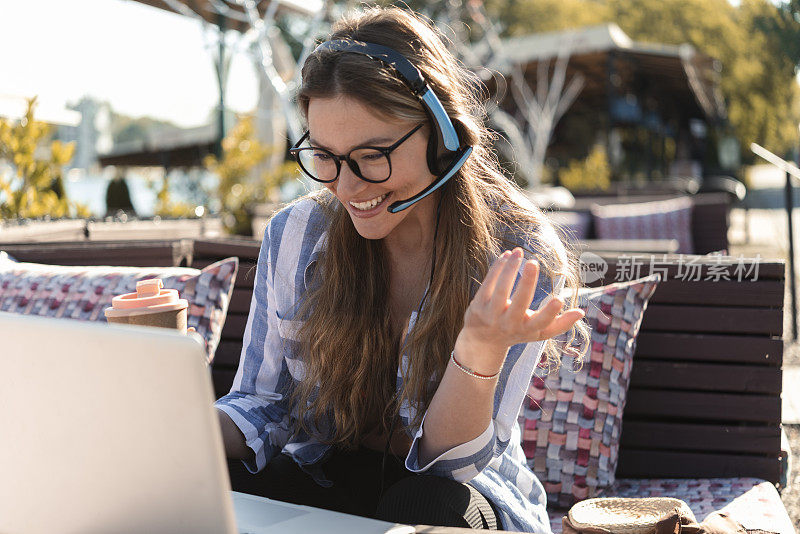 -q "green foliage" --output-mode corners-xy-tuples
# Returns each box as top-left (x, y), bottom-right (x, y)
(484, 0), (800, 157)
(204, 115), (298, 235)
(0, 97), (90, 219)
(558, 145), (612, 192)
(730, 0), (800, 155)
(486, 0), (609, 36)
(750, 0), (800, 75)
